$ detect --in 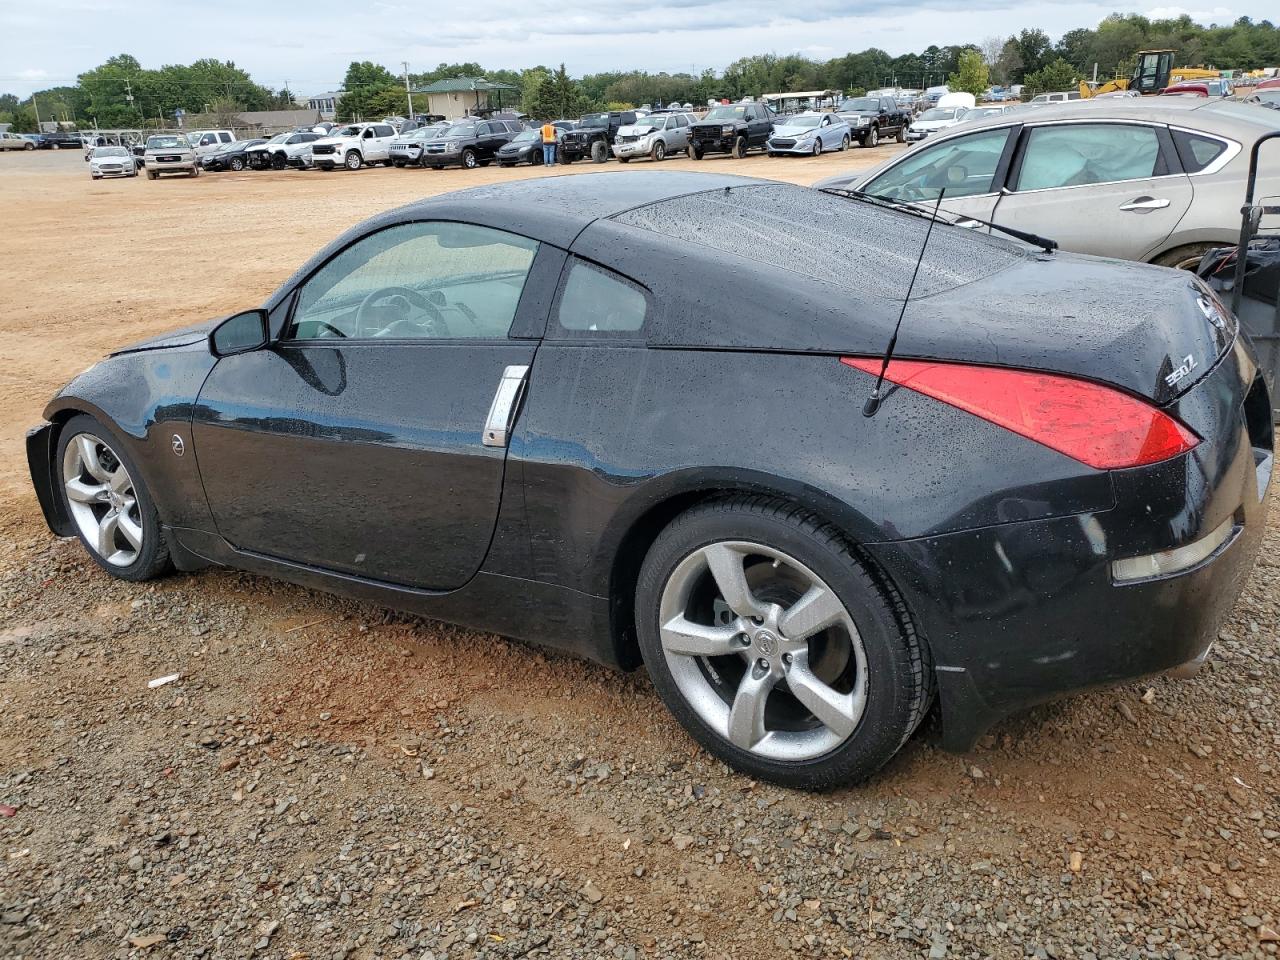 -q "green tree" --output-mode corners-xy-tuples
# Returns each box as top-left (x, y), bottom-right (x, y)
(946, 49), (990, 97)
(336, 61), (399, 121)
(1014, 29), (1052, 77)
(525, 64), (587, 120)
(1022, 58), (1080, 99)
